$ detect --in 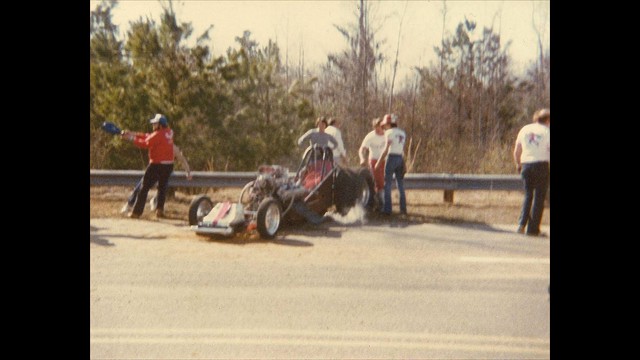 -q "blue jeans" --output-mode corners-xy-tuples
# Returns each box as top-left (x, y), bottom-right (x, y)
(132, 163), (174, 215)
(383, 154), (406, 214)
(518, 161), (549, 234)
